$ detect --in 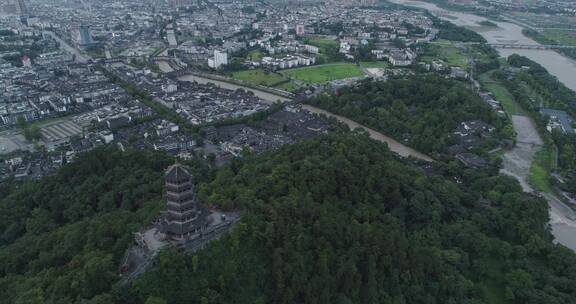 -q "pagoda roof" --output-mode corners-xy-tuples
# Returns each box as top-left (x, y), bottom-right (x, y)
(165, 164), (192, 184)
